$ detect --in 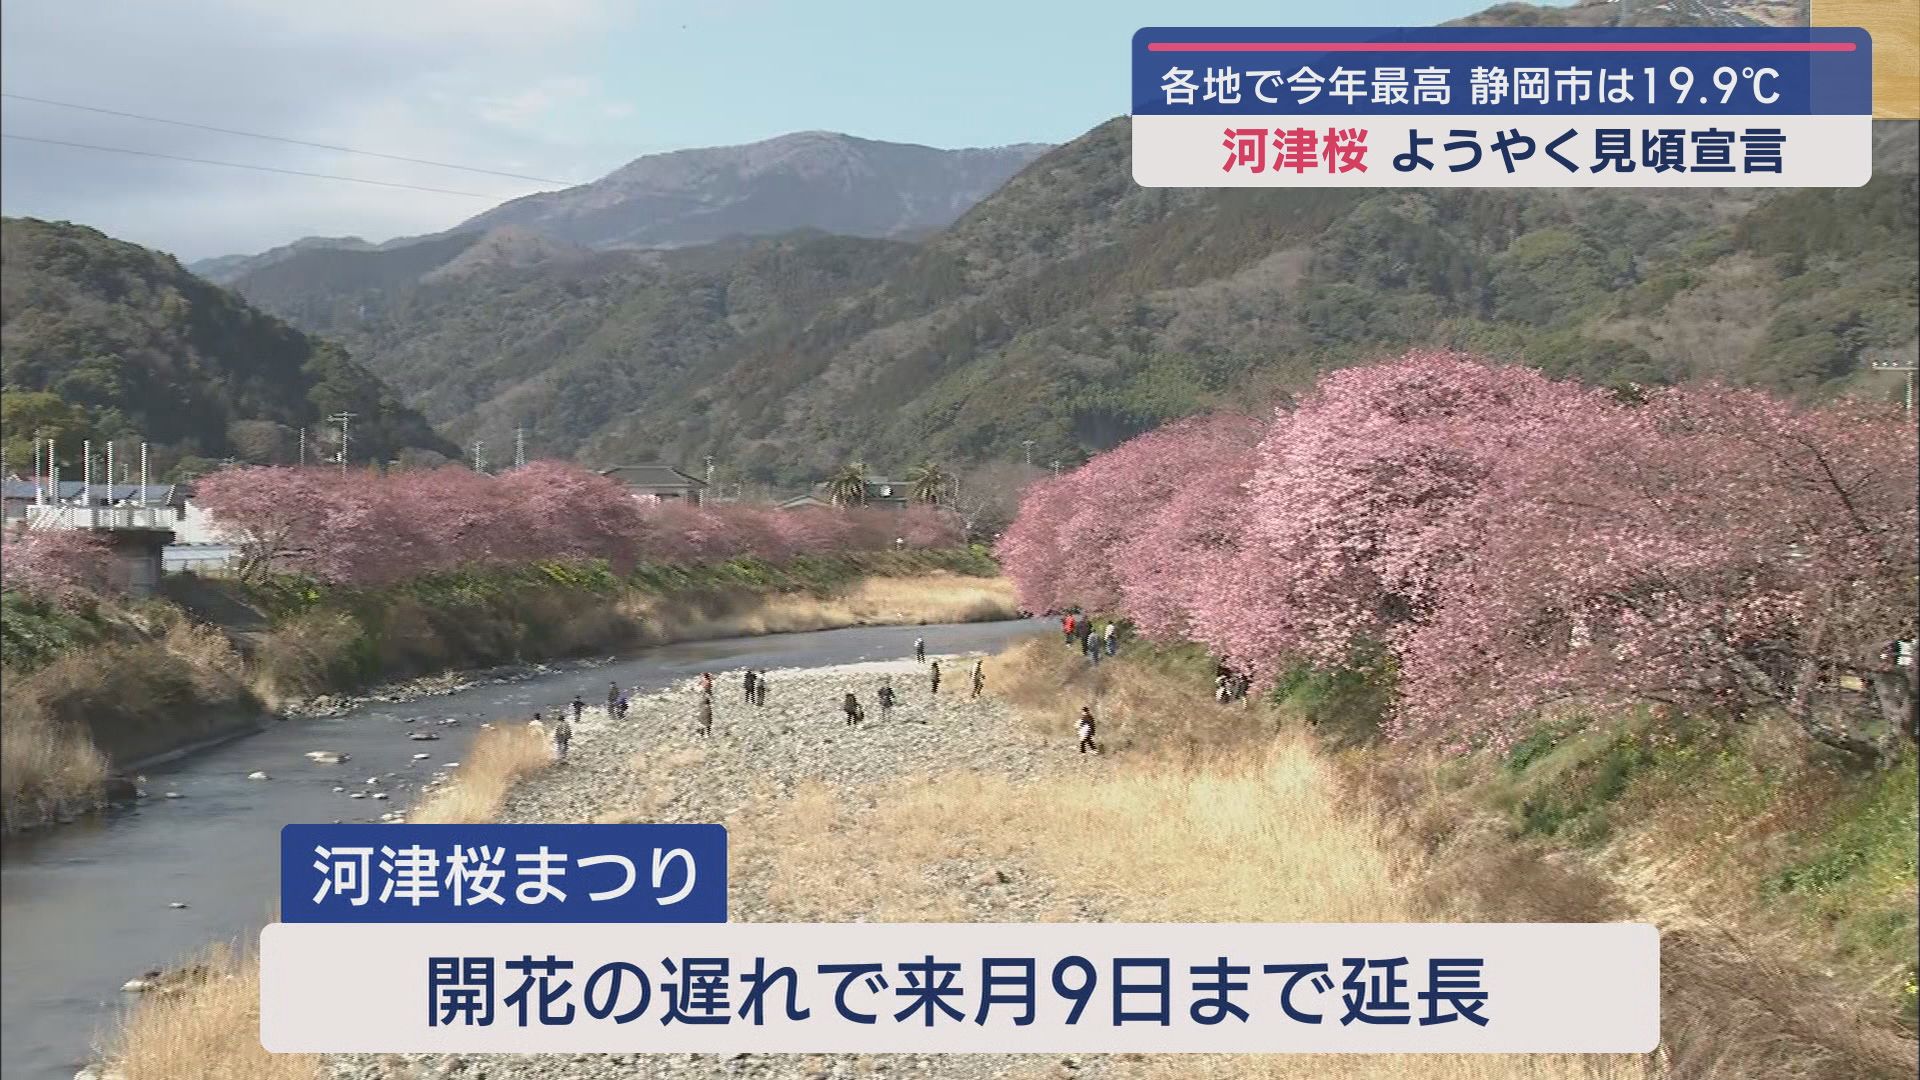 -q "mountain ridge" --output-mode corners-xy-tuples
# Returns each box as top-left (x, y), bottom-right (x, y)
(221, 116), (1917, 489)
(190, 131), (1051, 282)
(1, 217), (455, 478)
